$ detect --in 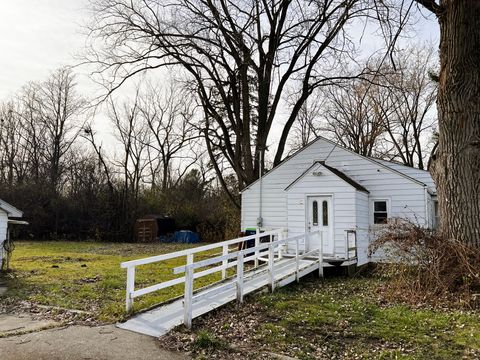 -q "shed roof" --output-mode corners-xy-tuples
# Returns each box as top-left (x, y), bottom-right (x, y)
(0, 199), (23, 218)
(285, 161), (369, 193)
